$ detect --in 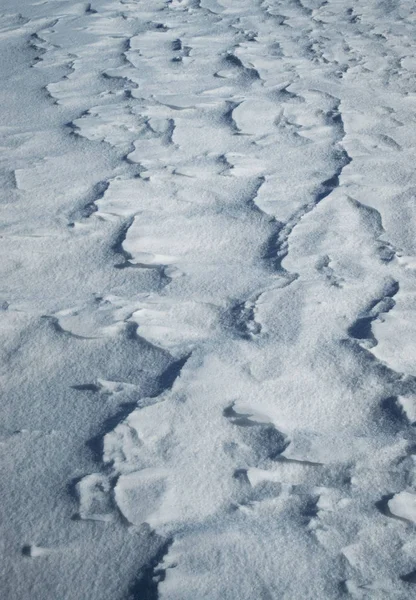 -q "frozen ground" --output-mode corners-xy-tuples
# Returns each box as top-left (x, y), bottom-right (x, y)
(1, 0), (416, 598)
